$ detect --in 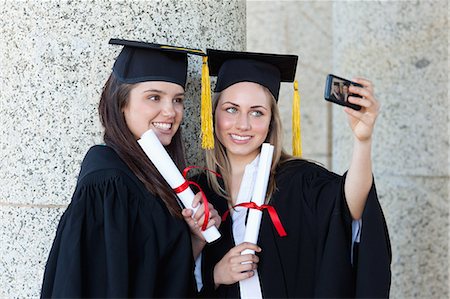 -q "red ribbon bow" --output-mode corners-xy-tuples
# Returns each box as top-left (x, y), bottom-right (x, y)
(222, 202), (287, 237)
(173, 166), (221, 231)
